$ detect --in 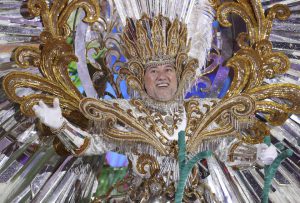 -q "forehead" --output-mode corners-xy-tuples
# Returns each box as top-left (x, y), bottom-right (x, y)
(146, 63), (175, 70)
